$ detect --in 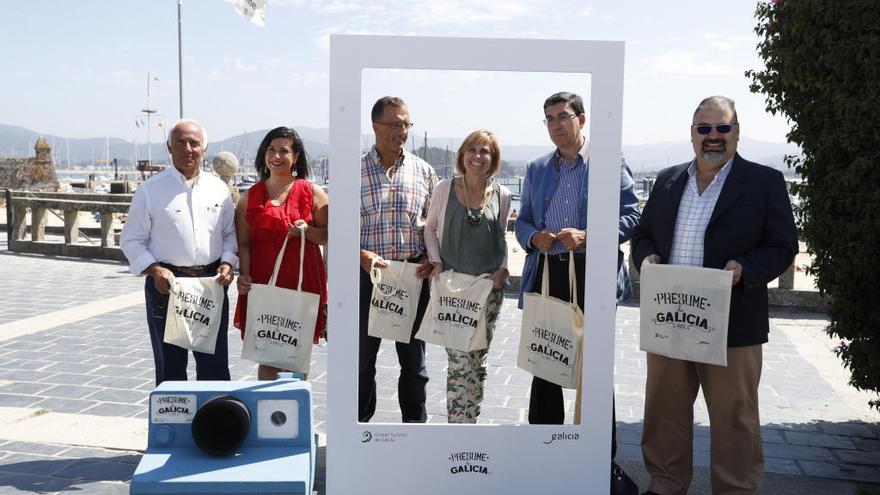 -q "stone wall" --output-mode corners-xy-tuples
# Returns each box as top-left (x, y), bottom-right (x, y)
(0, 157), (59, 192)
(0, 137), (60, 196)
